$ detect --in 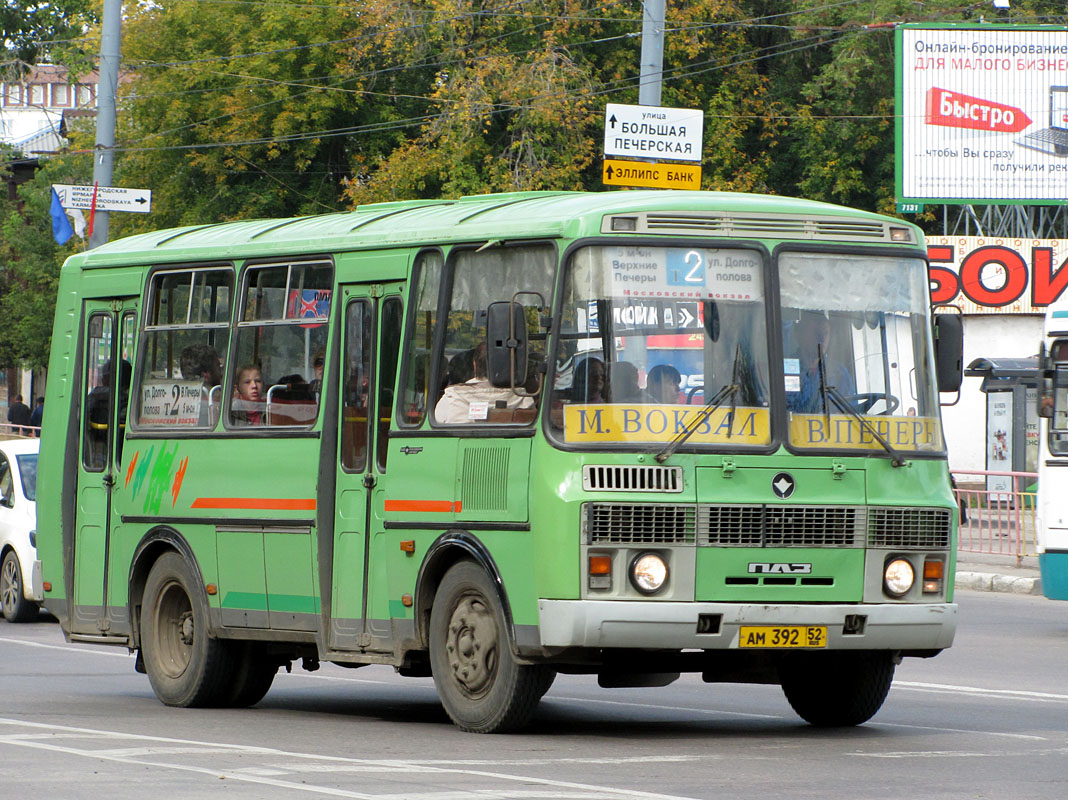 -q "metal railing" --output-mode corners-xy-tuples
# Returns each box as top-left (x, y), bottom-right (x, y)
(0, 422), (40, 438)
(951, 469), (1037, 563)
